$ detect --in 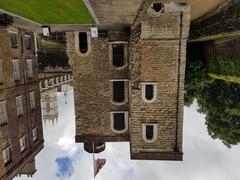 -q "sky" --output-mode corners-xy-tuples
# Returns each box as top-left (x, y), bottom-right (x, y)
(14, 90), (240, 180)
